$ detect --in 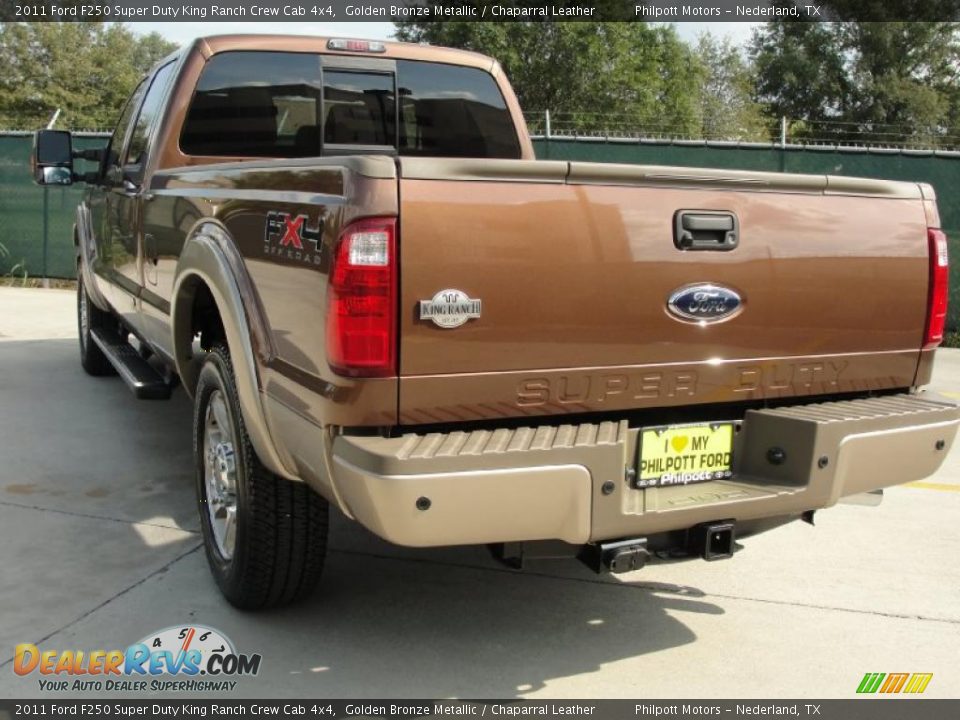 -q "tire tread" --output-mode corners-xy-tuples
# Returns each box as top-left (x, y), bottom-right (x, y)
(195, 343), (328, 610)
